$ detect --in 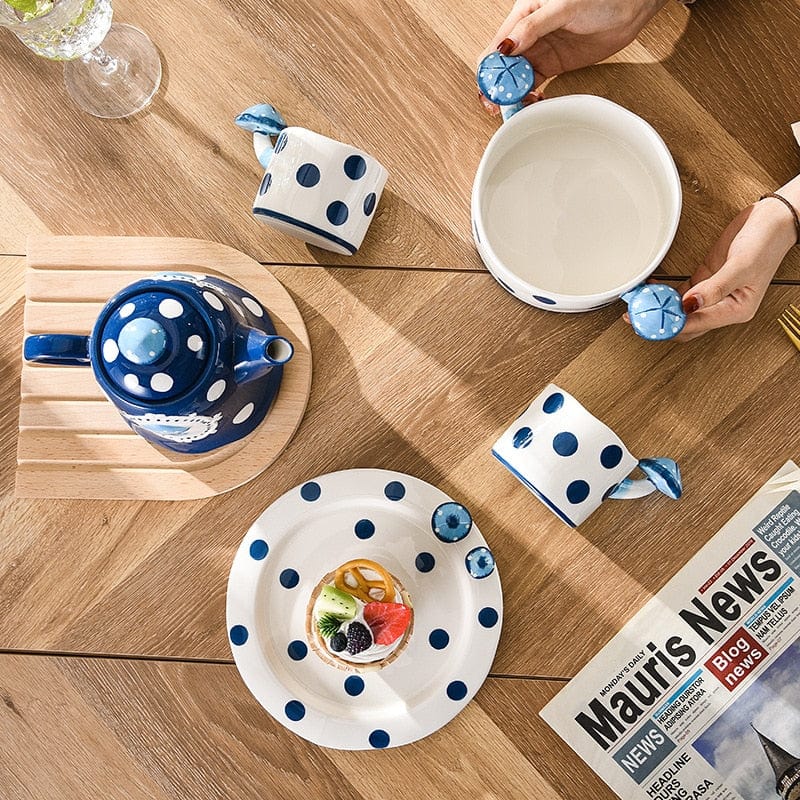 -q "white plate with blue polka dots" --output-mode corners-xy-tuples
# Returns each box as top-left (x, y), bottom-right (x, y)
(226, 468), (502, 750)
